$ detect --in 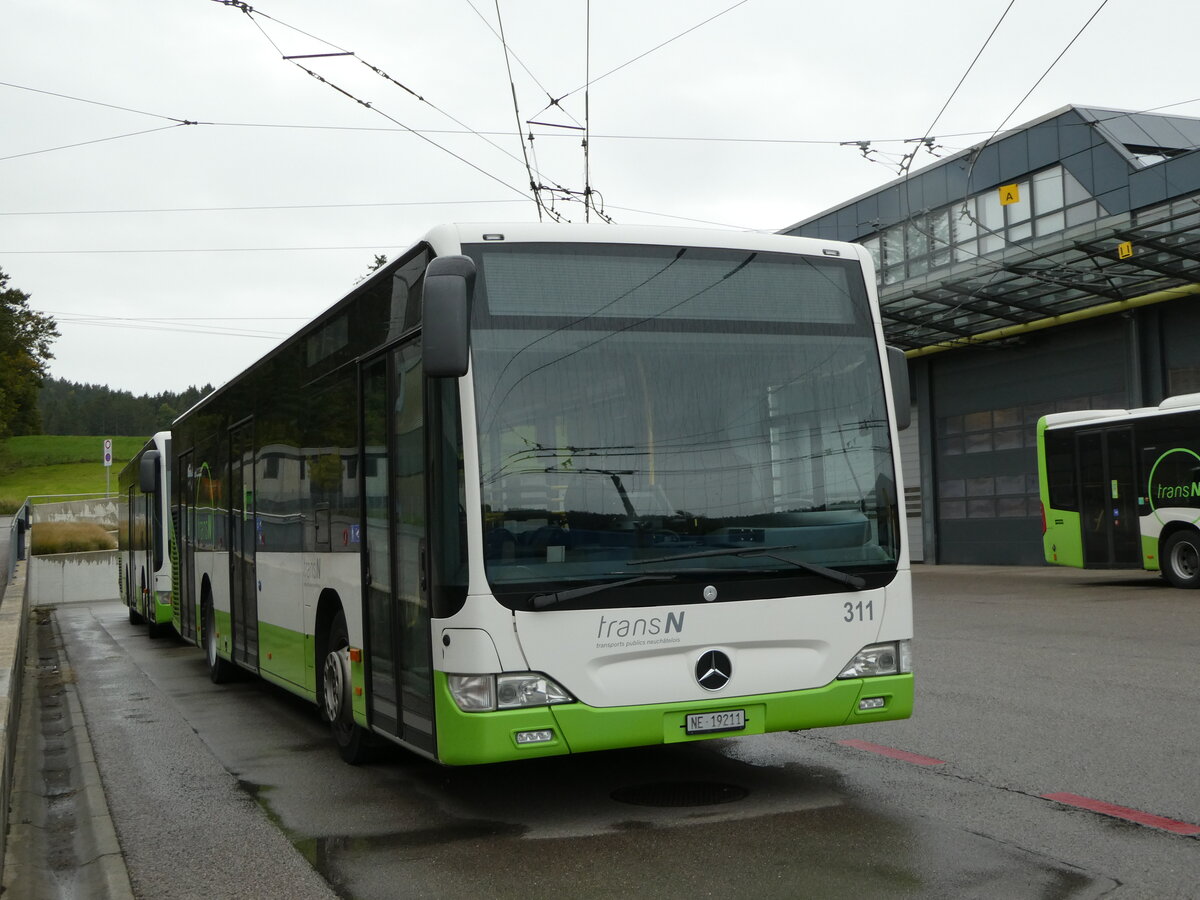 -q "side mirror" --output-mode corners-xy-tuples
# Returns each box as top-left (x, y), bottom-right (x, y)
(139, 450), (161, 494)
(423, 255), (476, 378)
(886, 346), (911, 431)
